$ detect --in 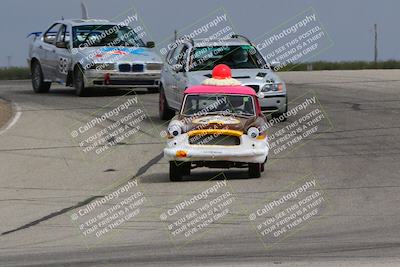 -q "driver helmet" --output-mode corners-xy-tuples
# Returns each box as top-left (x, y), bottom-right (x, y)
(232, 48), (248, 64)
